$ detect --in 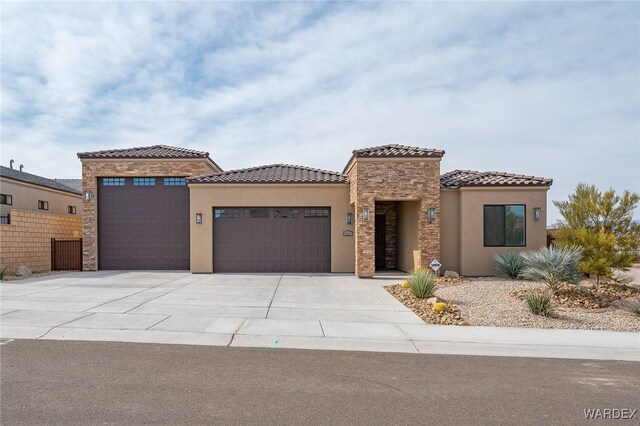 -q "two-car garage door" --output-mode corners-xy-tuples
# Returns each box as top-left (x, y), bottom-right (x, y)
(213, 207), (331, 273)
